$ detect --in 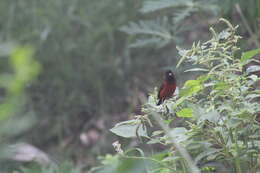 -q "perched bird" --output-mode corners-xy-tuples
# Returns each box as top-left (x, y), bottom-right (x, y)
(157, 70), (177, 105)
